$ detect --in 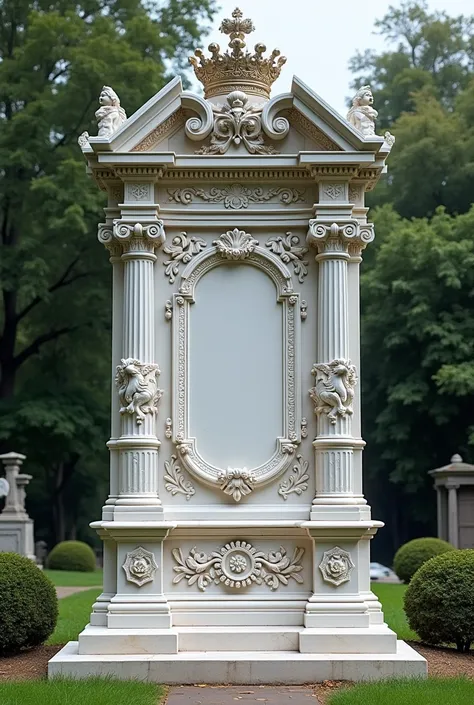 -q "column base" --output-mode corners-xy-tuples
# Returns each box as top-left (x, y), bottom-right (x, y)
(113, 505), (165, 522)
(107, 597), (172, 629)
